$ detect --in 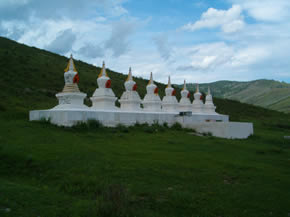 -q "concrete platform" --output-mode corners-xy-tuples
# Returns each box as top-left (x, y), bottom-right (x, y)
(29, 109), (253, 139)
